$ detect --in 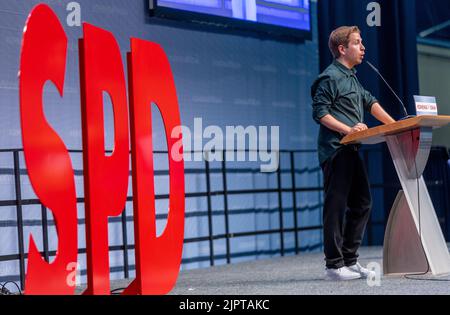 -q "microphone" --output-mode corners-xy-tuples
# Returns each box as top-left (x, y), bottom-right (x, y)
(365, 61), (415, 120)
